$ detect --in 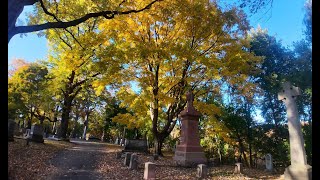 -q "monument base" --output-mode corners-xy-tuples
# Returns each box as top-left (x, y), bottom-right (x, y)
(284, 164), (312, 180)
(174, 151), (207, 167)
